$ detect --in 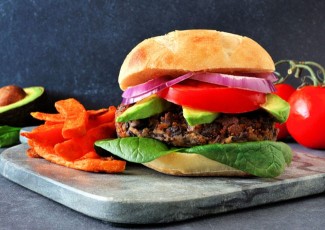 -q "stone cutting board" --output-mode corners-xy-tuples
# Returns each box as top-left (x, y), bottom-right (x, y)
(0, 143), (325, 224)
